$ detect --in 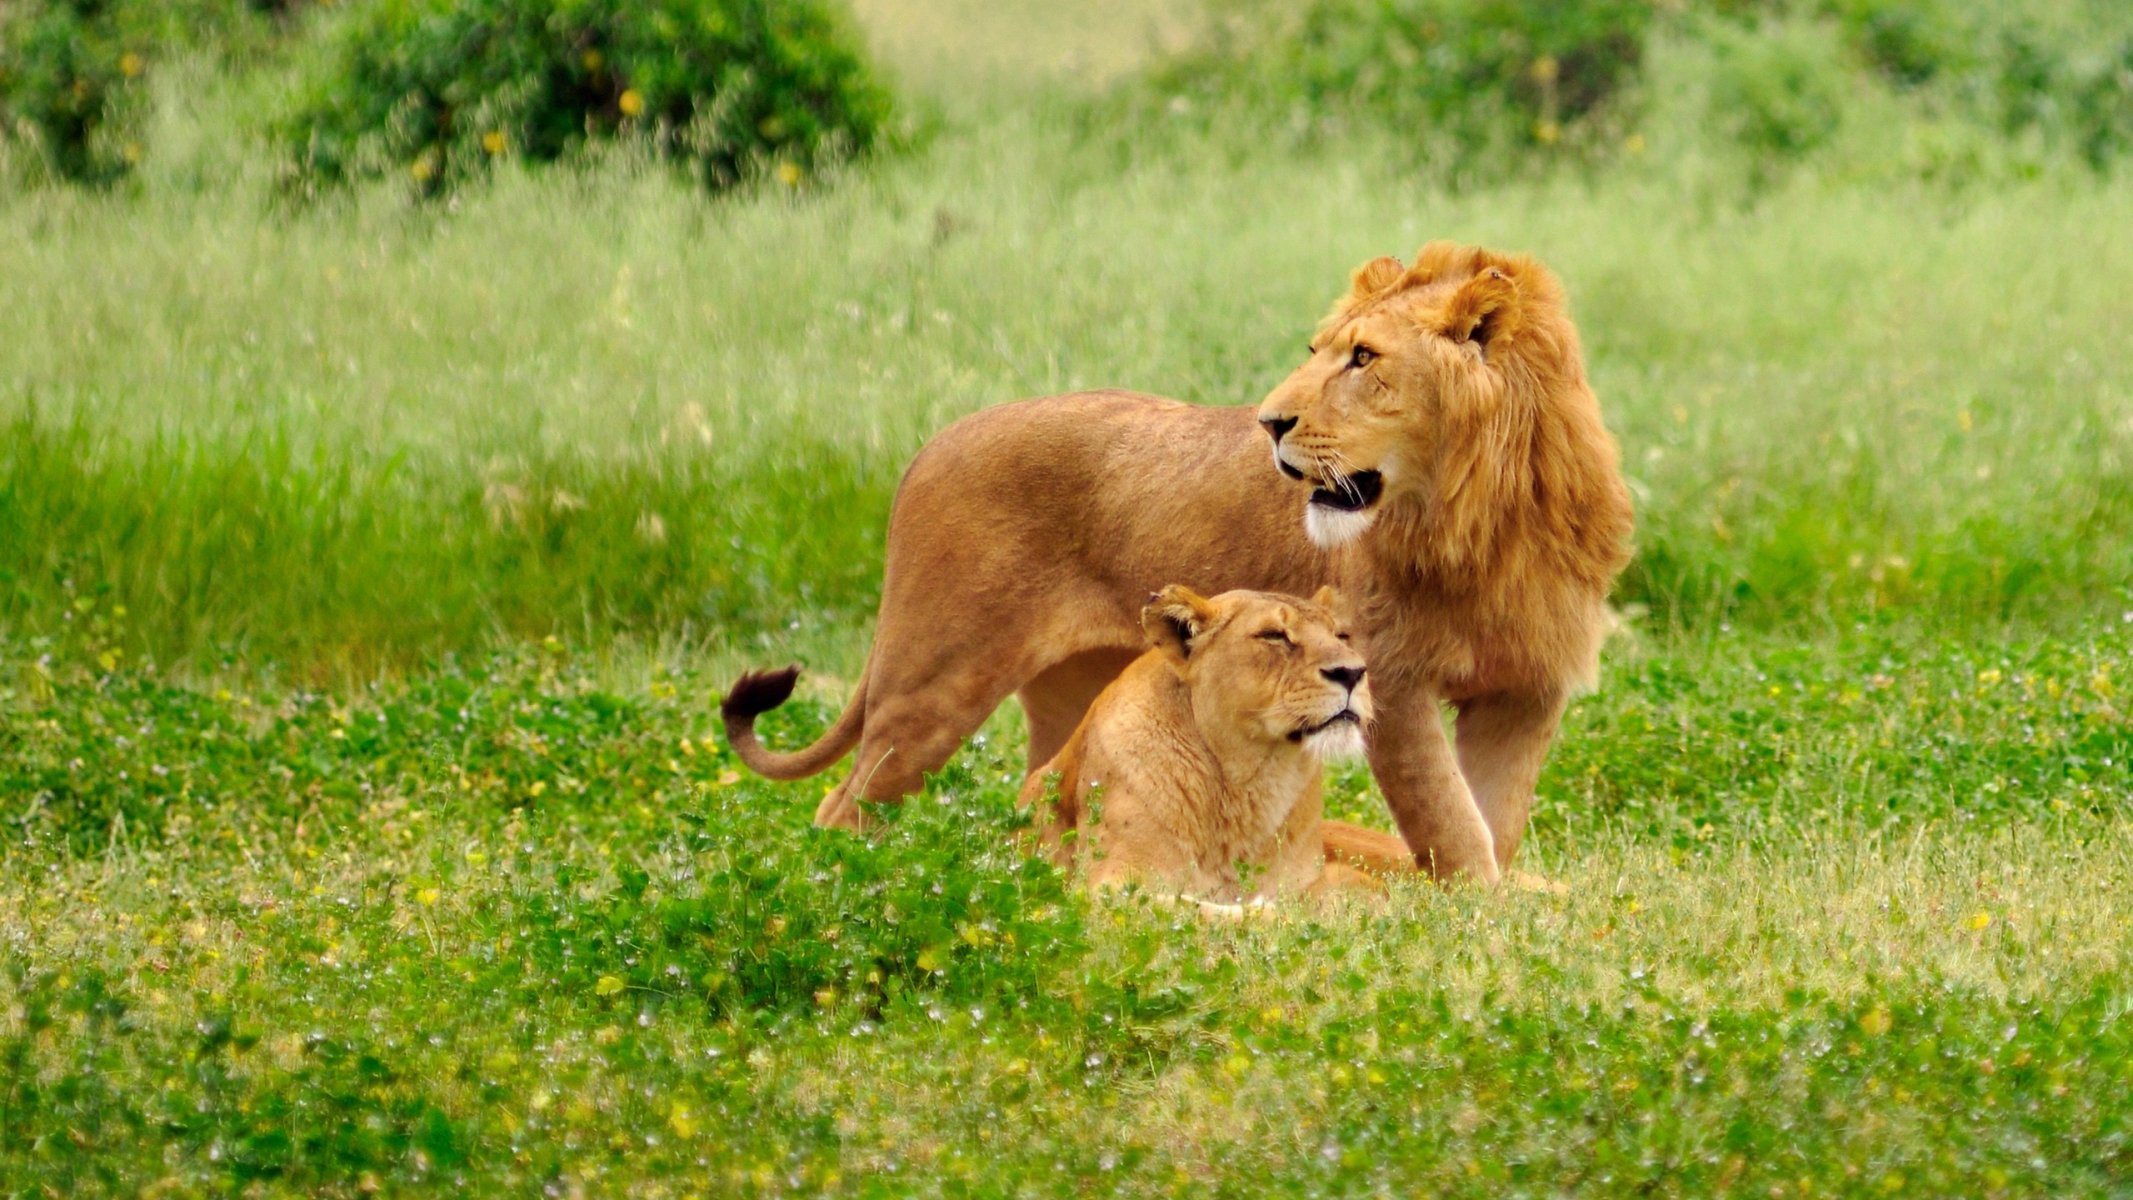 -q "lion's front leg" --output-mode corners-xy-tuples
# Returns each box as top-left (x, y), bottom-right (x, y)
(1452, 689), (1567, 871)
(1364, 672), (1500, 885)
